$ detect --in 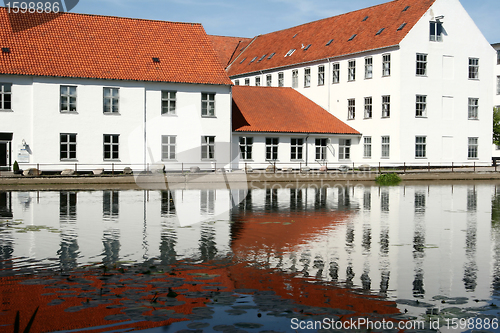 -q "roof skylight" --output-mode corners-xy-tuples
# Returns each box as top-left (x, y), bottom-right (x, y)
(152, 57), (160, 63)
(326, 39), (334, 46)
(402, 6), (410, 12)
(362, 16), (369, 21)
(293, 33), (298, 38)
(348, 34), (357, 41)
(1, 47), (10, 54)
(397, 22), (407, 31)
(258, 54), (267, 61)
(249, 56), (257, 63)
(376, 28), (385, 35)
(304, 44), (311, 51)
(285, 49), (296, 57)
(239, 58), (246, 64)
(268, 53), (276, 59)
